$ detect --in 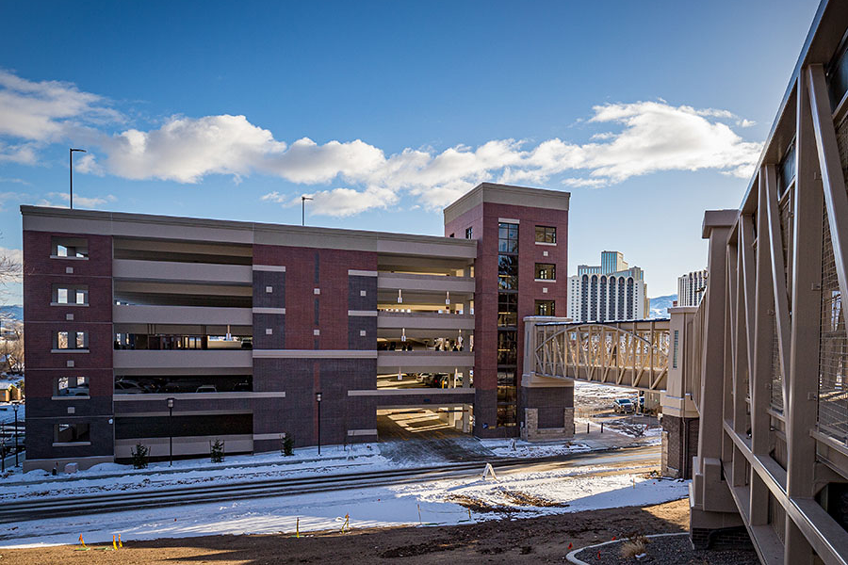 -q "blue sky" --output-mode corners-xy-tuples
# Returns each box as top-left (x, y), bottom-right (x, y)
(0, 0), (821, 300)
